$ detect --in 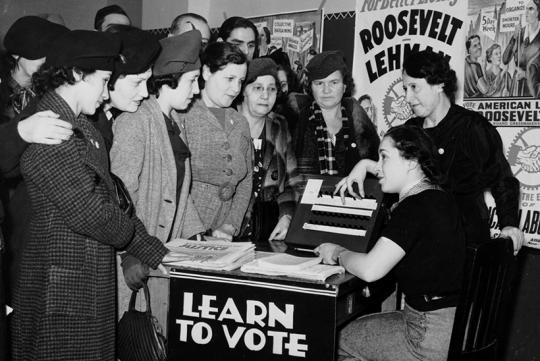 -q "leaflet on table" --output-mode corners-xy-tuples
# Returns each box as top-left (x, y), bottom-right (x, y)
(162, 238), (255, 269)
